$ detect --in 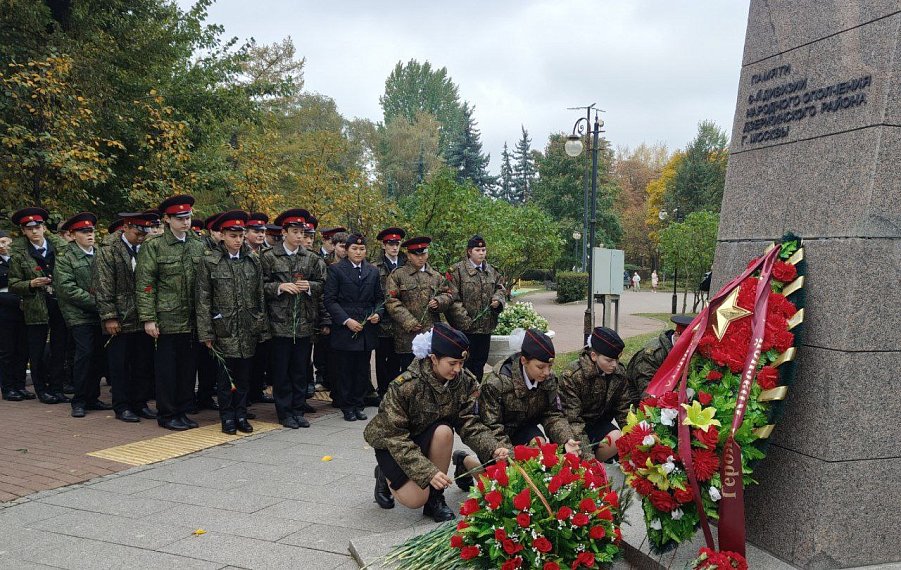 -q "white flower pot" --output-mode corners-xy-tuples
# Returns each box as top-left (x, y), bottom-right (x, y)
(487, 330), (555, 366)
